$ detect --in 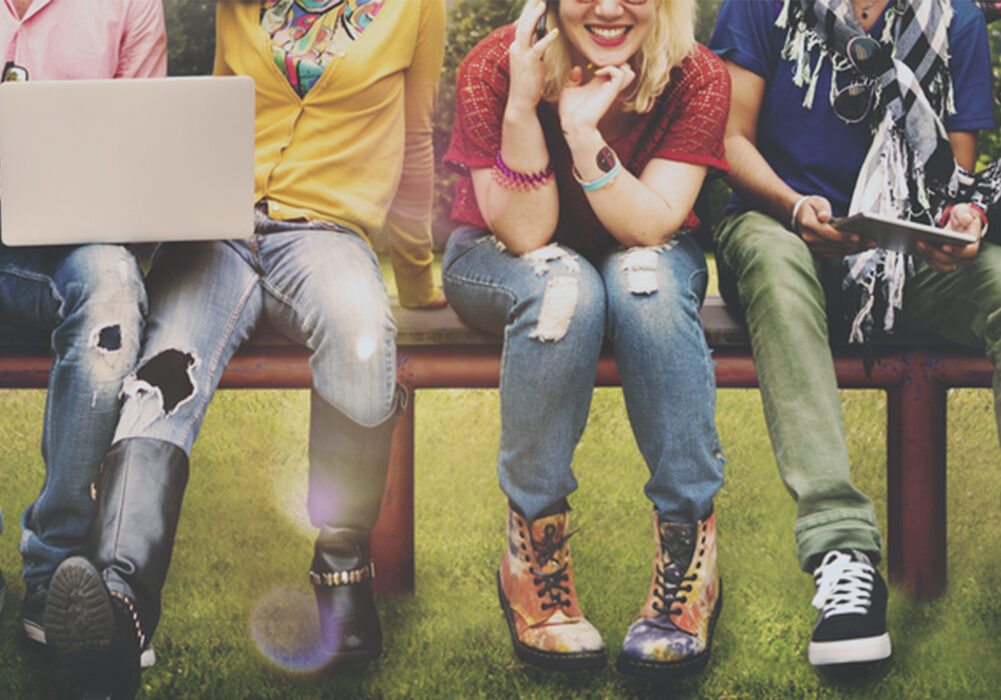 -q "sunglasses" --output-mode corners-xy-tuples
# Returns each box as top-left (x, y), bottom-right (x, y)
(832, 36), (891, 124)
